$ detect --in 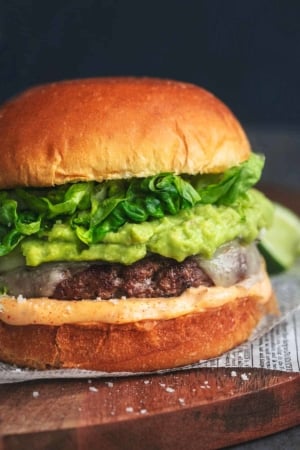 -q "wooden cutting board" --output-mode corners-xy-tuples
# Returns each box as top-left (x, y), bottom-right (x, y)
(0, 186), (299, 450)
(0, 368), (299, 450)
